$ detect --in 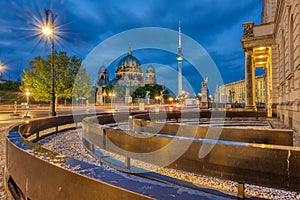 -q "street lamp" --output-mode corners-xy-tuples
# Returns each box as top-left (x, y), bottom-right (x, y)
(25, 89), (30, 105)
(0, 64), (4, 81)
(43, 9), (56, 116)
